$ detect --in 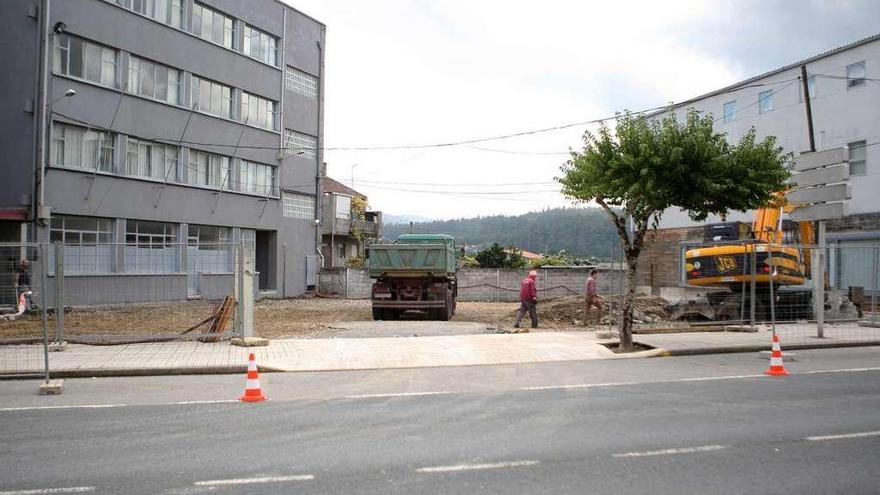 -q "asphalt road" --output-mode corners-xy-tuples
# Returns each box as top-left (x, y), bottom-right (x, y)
(1, 349), (879, 494)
